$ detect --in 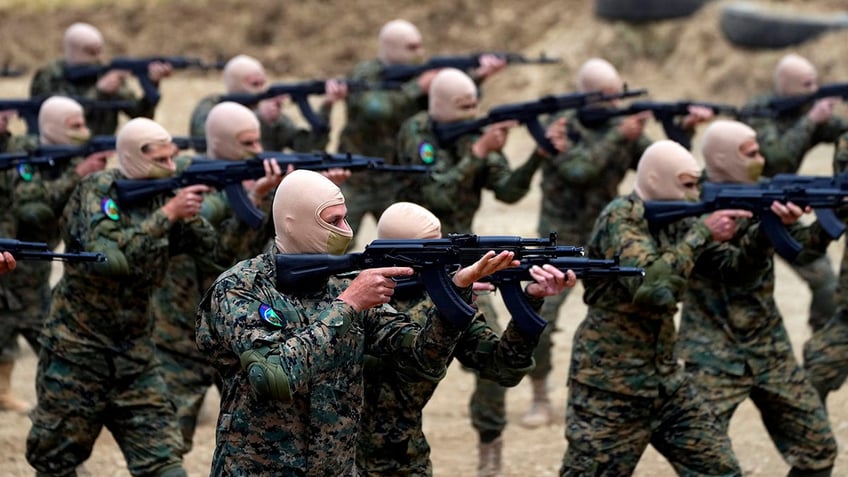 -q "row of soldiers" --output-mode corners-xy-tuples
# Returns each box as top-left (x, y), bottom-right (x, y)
(0, 16), (847, 477)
